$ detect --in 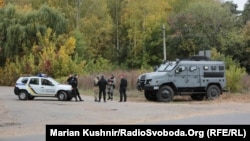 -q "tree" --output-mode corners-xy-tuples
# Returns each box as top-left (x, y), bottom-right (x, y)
(242, 0), (250, 24)
(0, 0), (4, 8)
(120, 0), (171, 68)
(0, 4), (67, 64)
(167, 0), (239, 59)
(79, 0), (113, 61)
